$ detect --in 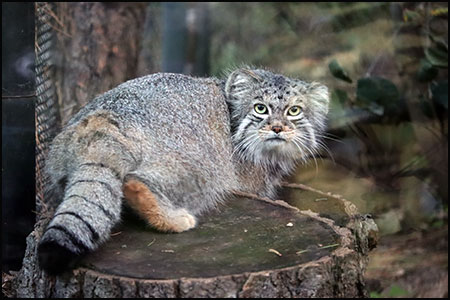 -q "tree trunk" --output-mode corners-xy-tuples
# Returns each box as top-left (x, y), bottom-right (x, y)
(52, 2), (147, 125)
(14, 187), (377, 298)
(161, 3), (210, 76)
